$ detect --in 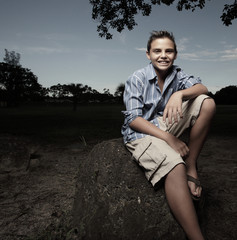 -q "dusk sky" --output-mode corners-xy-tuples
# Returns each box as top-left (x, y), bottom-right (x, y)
(0, 0), (236, 94)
